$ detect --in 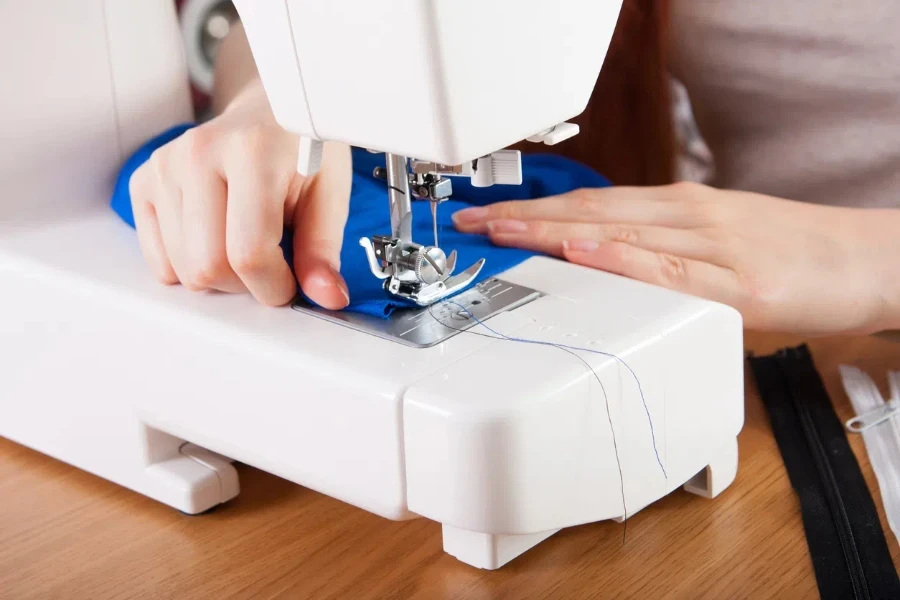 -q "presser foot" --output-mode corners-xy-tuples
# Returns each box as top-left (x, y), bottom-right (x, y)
(388, 257), (486, 307)
(360, 236), (485, 307)
(362, 150), (521, 308)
